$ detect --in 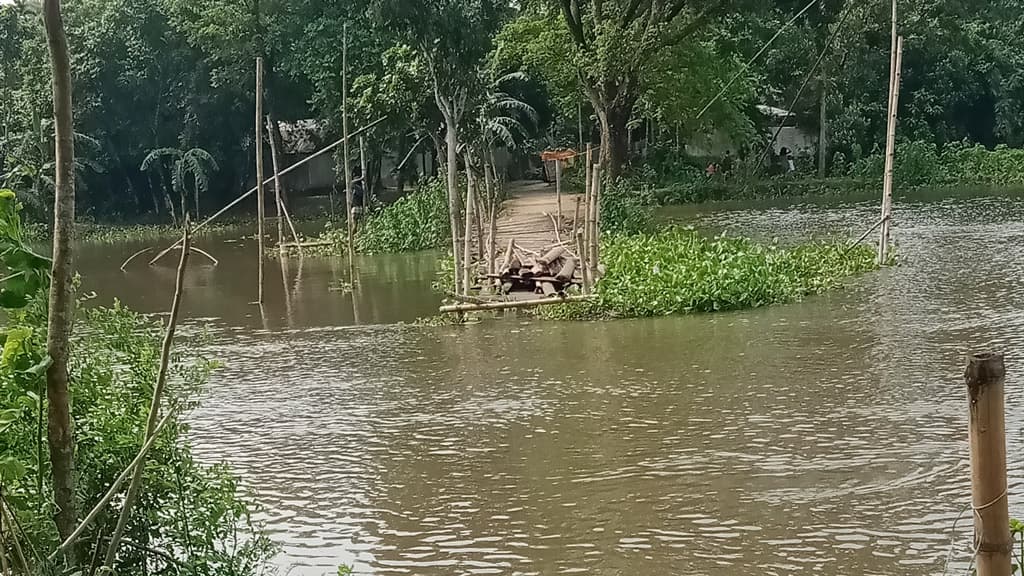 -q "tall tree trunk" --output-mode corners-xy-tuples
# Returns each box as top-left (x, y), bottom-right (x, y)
(818, 74), (828, 178)
(42, 0), (78, 554)
(597, 103), (630, 180)
(444, 117), (463, 293)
